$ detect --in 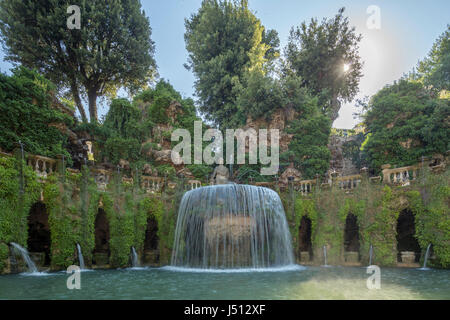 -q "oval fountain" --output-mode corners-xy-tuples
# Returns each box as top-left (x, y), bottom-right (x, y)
(170, 183), (298, 271)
